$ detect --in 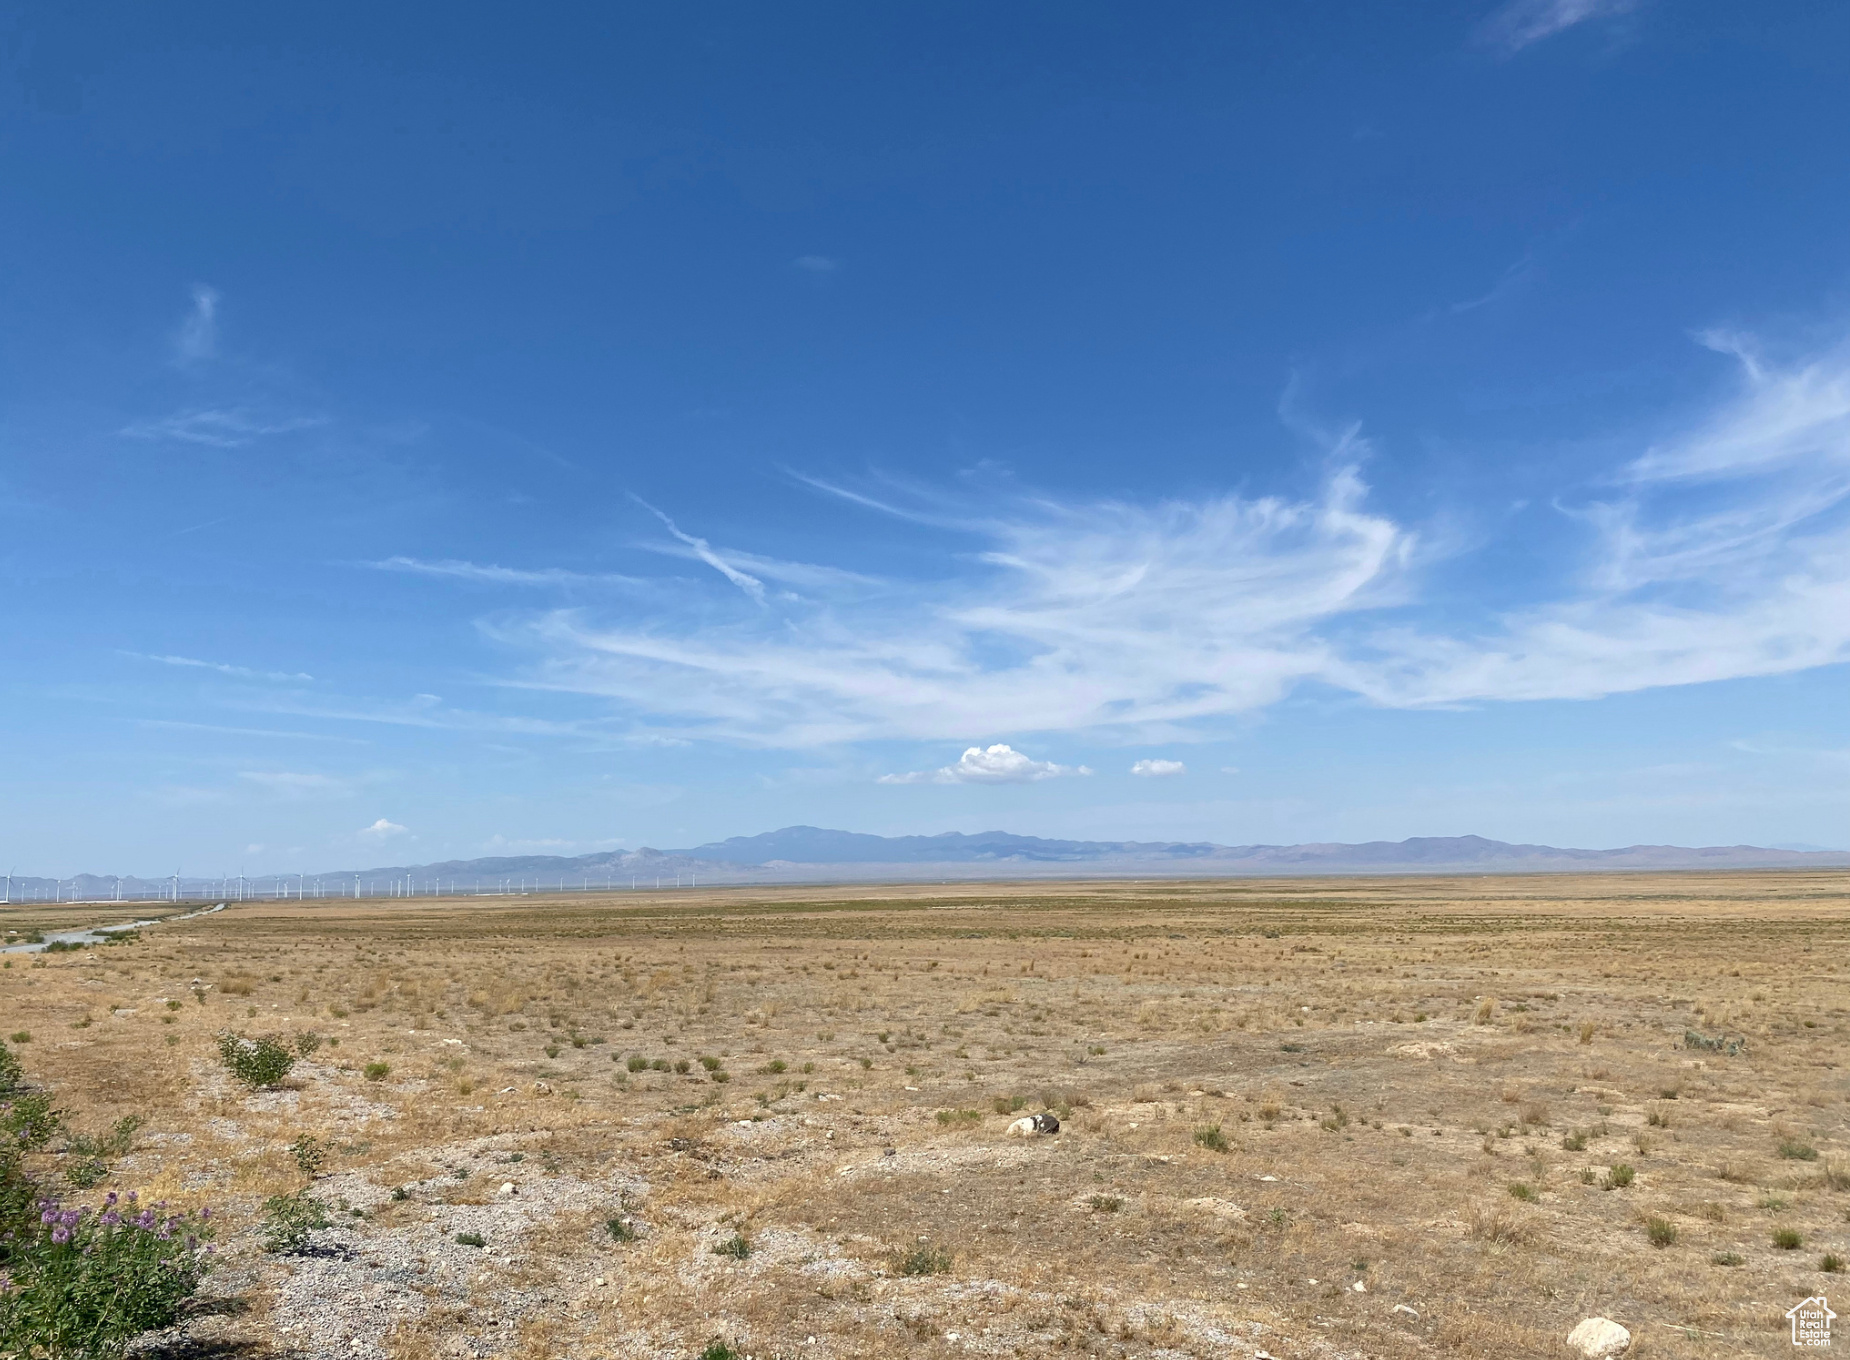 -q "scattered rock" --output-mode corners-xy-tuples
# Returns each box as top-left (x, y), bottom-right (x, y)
(1005, 1113), (1060, 1136)
(1393, 1304), (1420, 1320)
(1566, 1317), (1631, 1359)
(497, 1182), (517, 1197)
(1351, 1280), (1366, 1292)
